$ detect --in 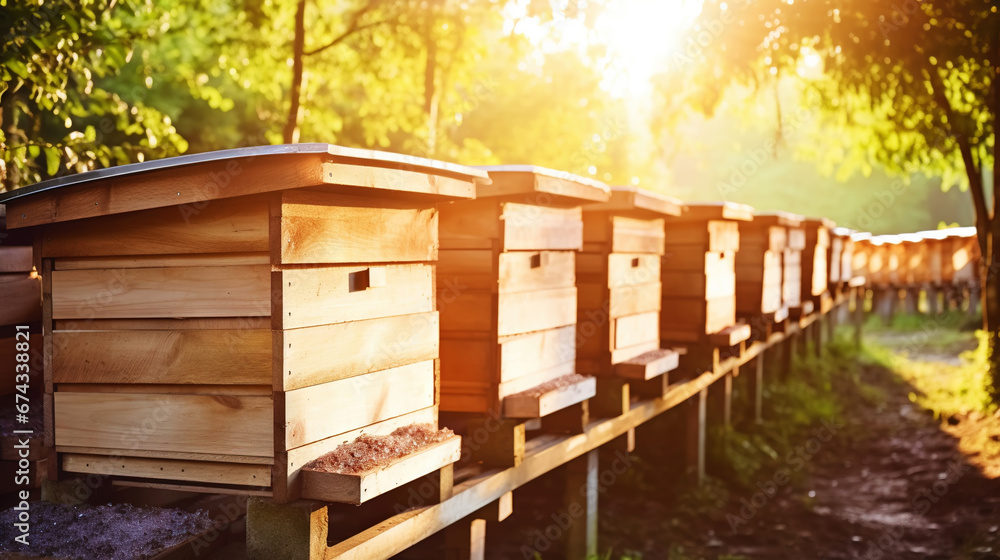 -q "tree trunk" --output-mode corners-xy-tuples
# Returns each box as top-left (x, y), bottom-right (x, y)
(283, 0), (307, 144)
(985, 28), (1000, 402)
